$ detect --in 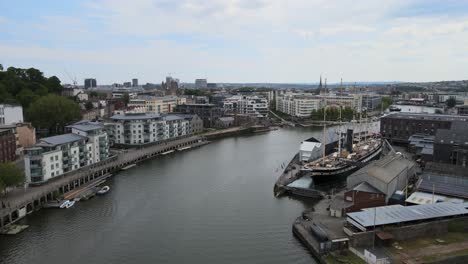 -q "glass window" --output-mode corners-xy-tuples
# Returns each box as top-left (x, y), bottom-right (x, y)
(51, 164), (54, 169)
